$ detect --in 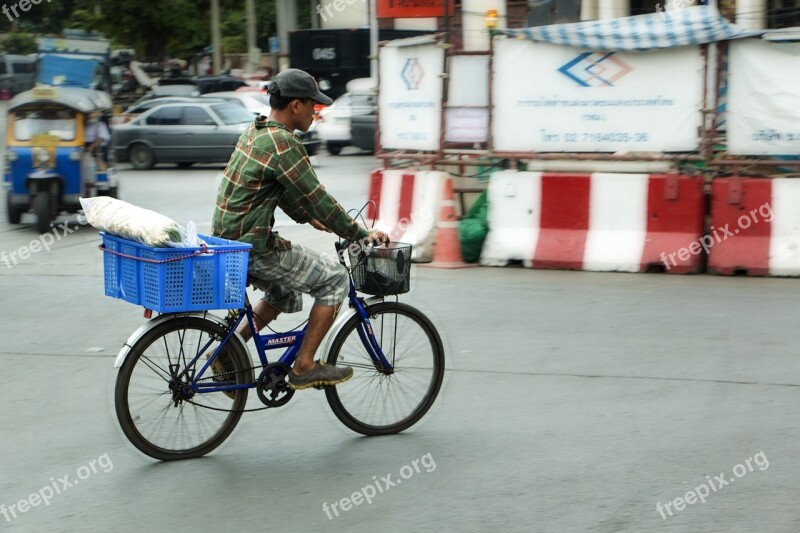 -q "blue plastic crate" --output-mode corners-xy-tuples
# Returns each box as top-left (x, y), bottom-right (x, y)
(101, 233), (252, 312)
